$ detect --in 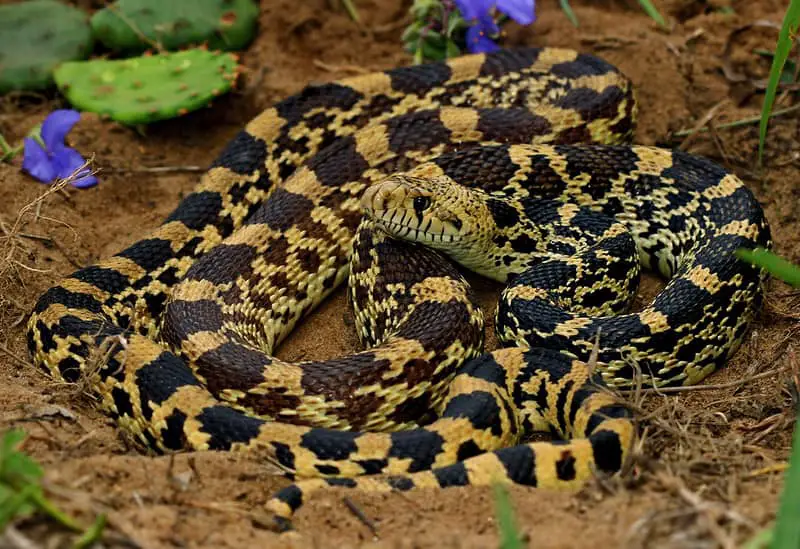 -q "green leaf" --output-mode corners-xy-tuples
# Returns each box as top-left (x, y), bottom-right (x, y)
(409, 0), (436, 19)
(4, 453), (43, 489)
(420, 42), (446, 62)
(735, 248), (800, 287)
(0, 430), (44, 530)
(446, 12), (465, 36)
(1, 429), (26, 455)
(0, 483), (39, 531)
(402, 23), (421, 43)
(757, 0), (800, 164)
(1, 430), (43, 487)
(424, 29), (443, 41)
(445, 39), (461, 59)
